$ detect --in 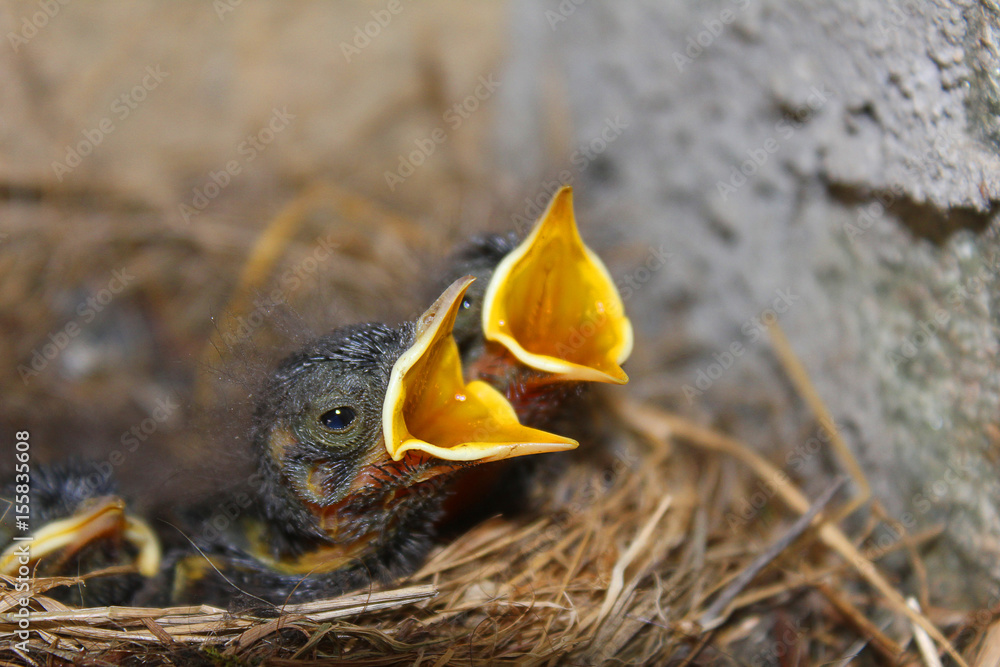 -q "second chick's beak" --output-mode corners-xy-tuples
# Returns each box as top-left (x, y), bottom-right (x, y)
(441, 186), (633, 429)
(0, 497), (160, 579)
(0, 461), (161, 606)
(481, 186), (633, 385)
